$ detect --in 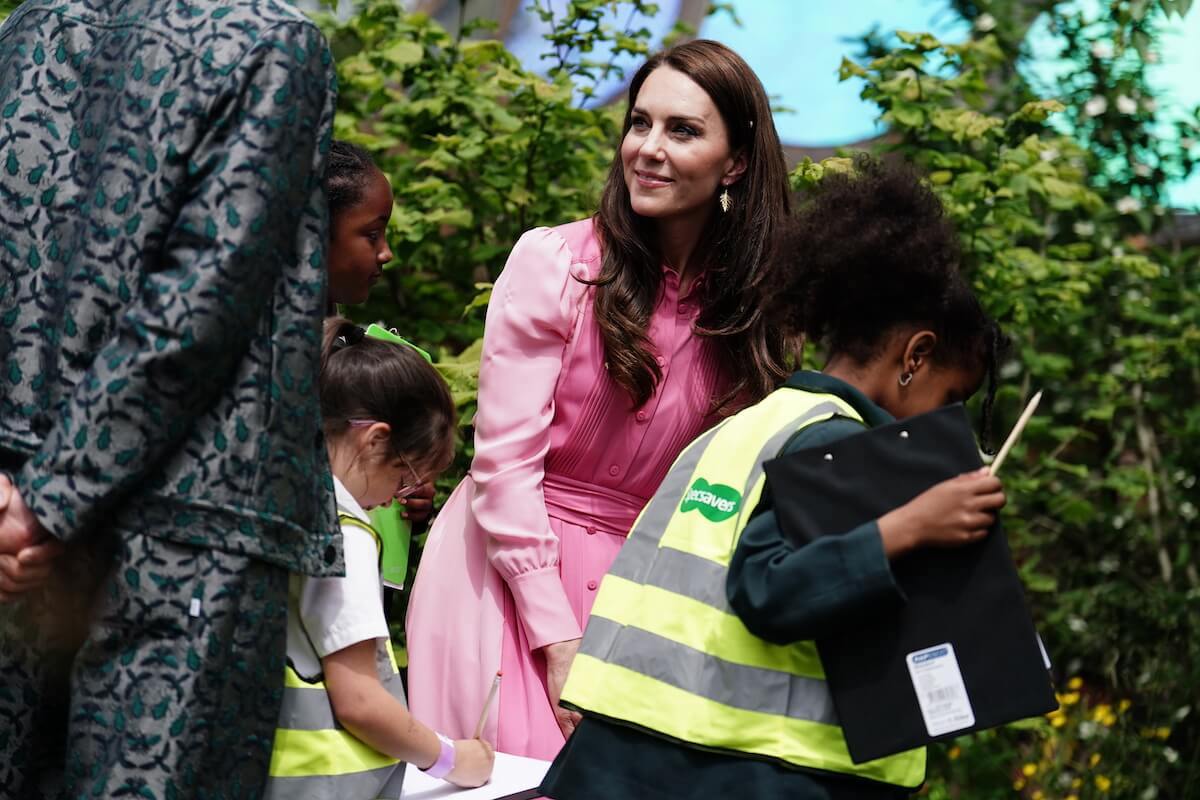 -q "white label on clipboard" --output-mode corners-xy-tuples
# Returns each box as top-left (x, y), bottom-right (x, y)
(906, 642), (975, 737)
